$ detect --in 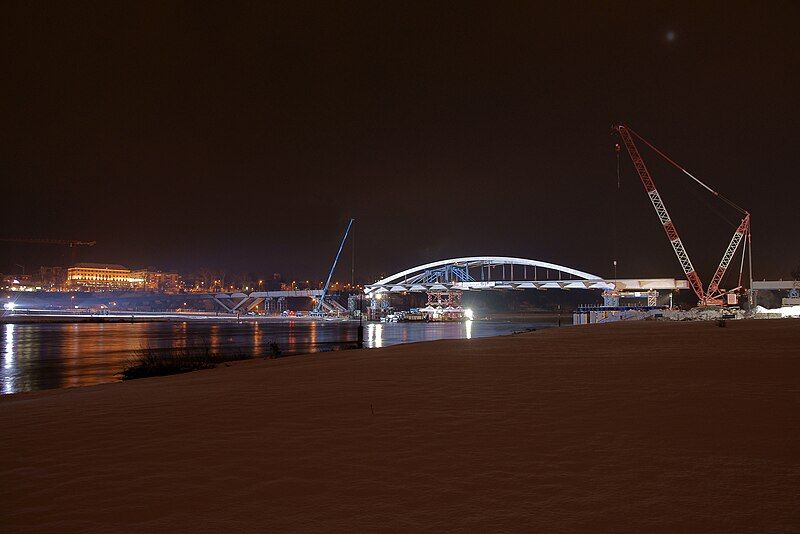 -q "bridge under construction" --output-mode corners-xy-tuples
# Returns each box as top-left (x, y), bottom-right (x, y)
(360, 124), (755, 321)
